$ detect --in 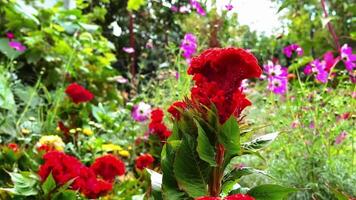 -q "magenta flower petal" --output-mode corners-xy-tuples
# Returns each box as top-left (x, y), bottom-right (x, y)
(335, 131), (347, 145)
(6, 32), (15, 40)
(190, 0), (206, 16)
(131, 102), (151, 122)
(225, 4), (233, 11)
(8, 41), (26, 52)
(180, 33), (197, 63)
(123, 47), (135, 54)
